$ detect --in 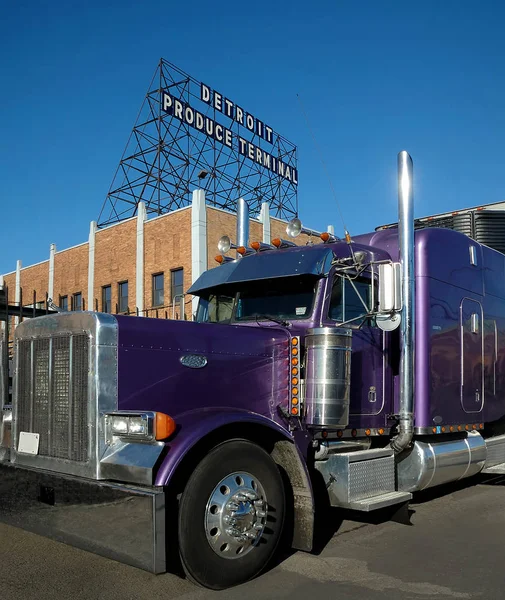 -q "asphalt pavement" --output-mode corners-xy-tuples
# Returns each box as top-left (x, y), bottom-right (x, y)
(1, 475), (504, 600)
